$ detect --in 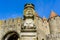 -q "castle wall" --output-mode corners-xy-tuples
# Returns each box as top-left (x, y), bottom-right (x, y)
(0, 18), (22, 40)
(34, 16), (47, 40)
